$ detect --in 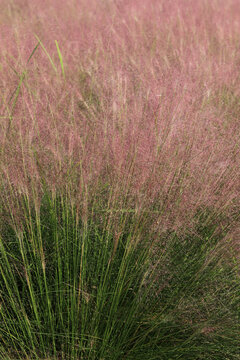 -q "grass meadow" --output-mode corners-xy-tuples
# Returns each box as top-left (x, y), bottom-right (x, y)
(0, 0), (240, 359)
